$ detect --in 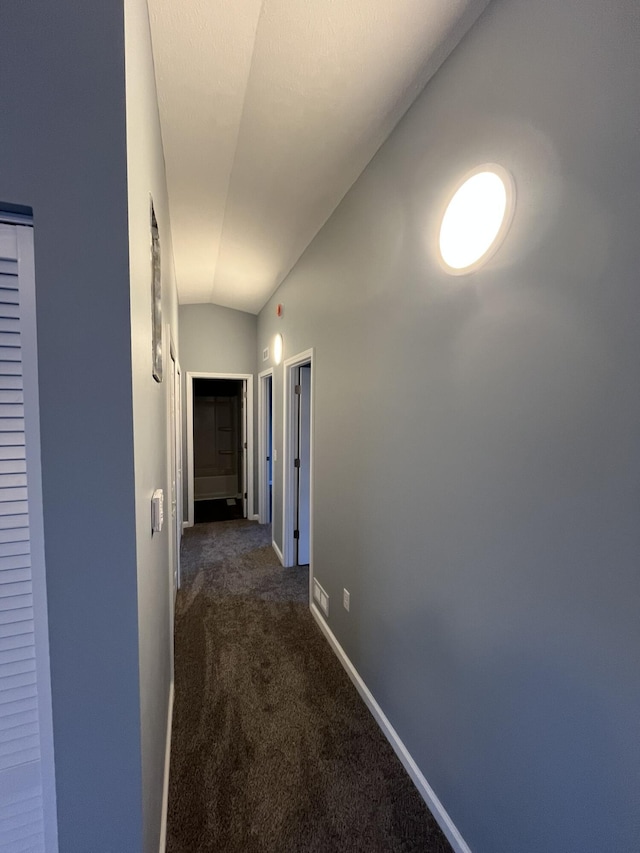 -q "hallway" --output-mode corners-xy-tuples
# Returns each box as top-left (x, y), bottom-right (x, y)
(167, 520), (451, 852)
